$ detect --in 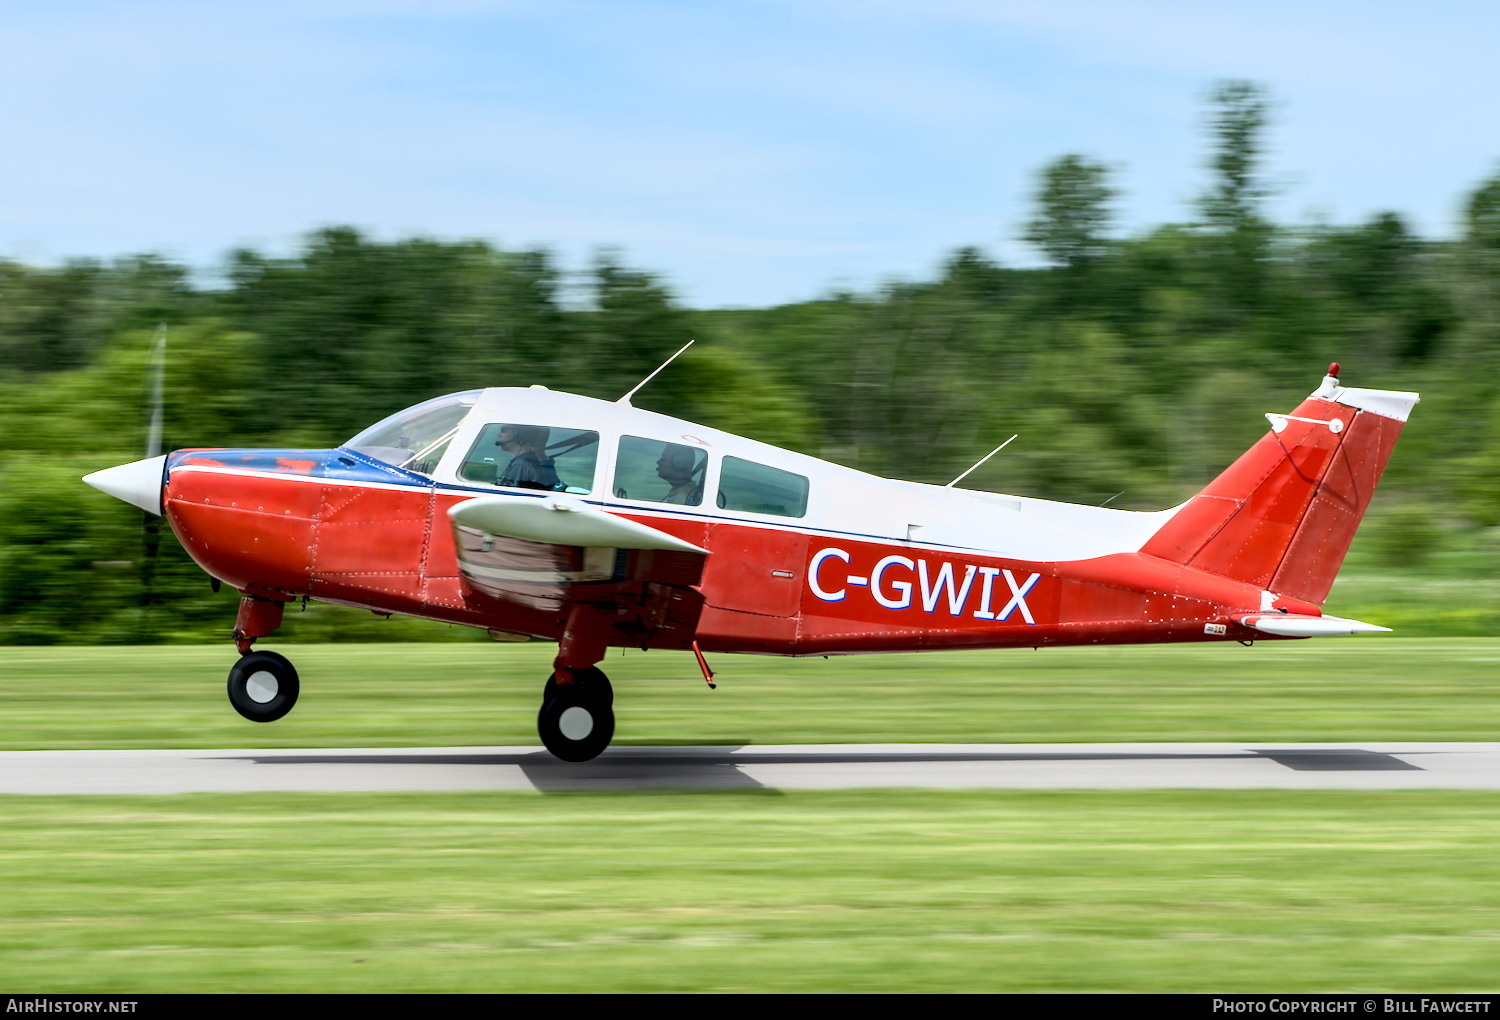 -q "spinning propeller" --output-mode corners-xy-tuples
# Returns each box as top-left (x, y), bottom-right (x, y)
(138, 324), (168, 639)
